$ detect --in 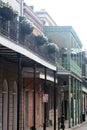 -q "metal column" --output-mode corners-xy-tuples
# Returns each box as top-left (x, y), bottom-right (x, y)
(17, 54), (22, 130)
(72, 78), (74, 126)
(78, 81), (80, 124)
(68, 76), (71, 128)
(75, 80), (77, 125)
(54, 71), (56, 130)
(43, 67), (47, 130)
(80, 82), (82, 122)
(77, 80), (79, 124)
(33, 62), (36, 130)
